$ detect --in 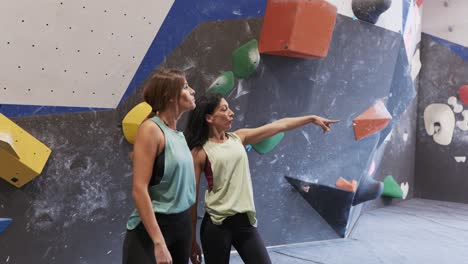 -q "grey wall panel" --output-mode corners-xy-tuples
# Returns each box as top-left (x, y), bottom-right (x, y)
(0, 111), (132, 263)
